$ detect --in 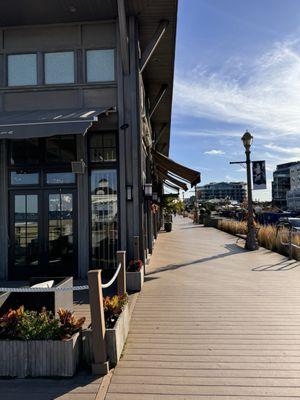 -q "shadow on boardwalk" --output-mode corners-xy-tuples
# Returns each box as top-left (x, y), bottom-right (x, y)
(149, 243), (245, 275)
(0, 372), (103, 400)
